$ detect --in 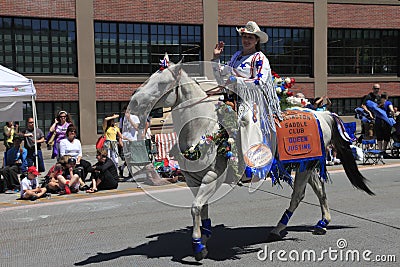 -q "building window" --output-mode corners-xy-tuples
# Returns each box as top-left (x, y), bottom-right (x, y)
(218, 26), (313, 76)
(328, 29), (399, 76)
(330, 97), (400, 116)
(330, 98), (363, 116)
(31, 101), (80, 136)
(0, 16), (77, 75)
(94, 22), (202, 74)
